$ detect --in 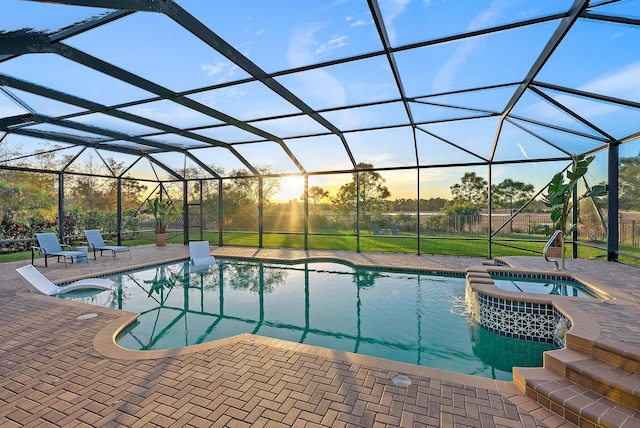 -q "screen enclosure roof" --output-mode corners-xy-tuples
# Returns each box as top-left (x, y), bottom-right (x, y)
(1, 0), (639, 182)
